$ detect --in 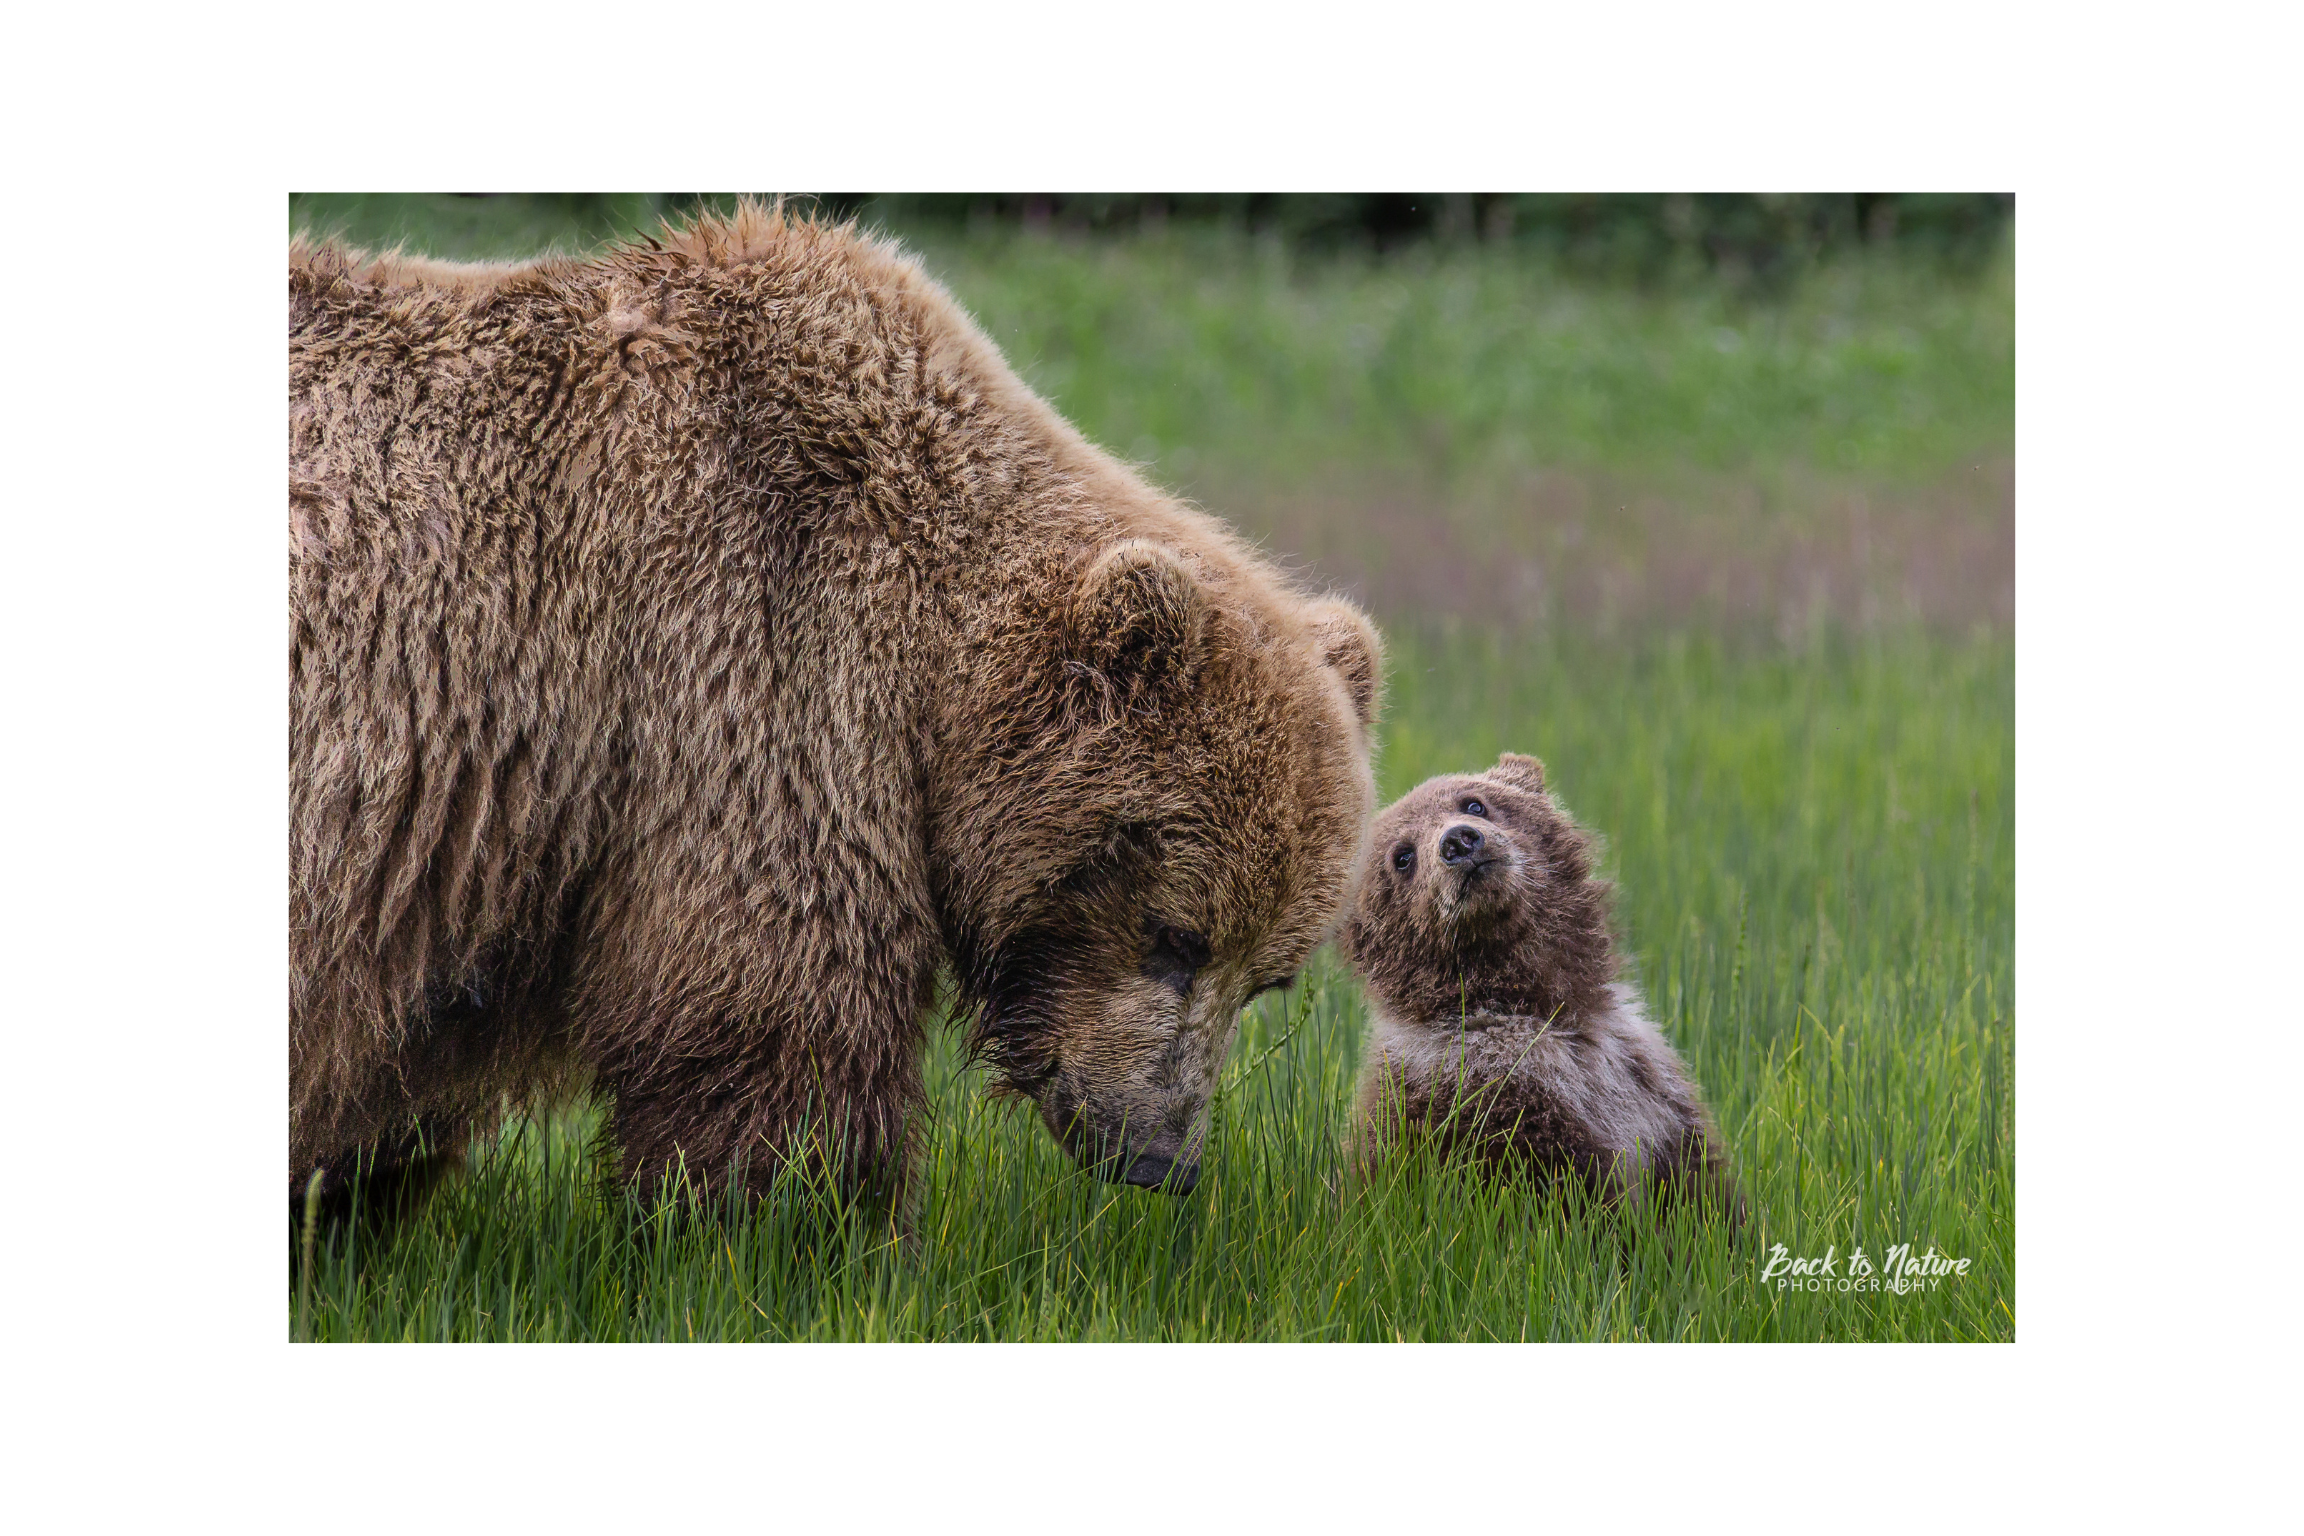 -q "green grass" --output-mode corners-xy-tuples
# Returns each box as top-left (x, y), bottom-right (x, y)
(294, 627), (2011, 1341)
(911, 225), (2011, 492)
(286, 194), (2012, 1341)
